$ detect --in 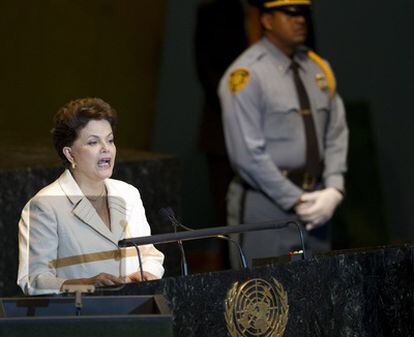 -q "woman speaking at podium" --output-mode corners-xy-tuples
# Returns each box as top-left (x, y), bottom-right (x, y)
(17, 98), (164, 295)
